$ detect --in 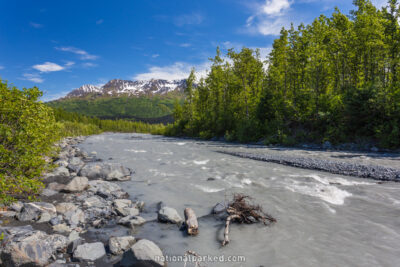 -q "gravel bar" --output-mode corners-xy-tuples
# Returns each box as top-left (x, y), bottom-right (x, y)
(217, 150), (400, 182)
